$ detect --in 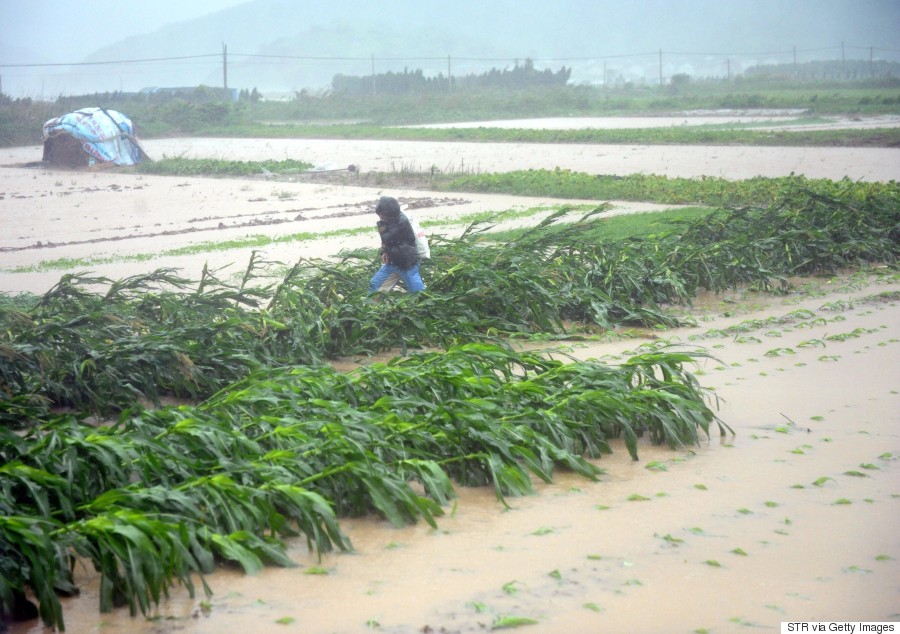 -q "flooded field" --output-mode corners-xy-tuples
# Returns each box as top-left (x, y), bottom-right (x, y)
(2, 119), (898, 633)
(10, 275), (899, 634)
